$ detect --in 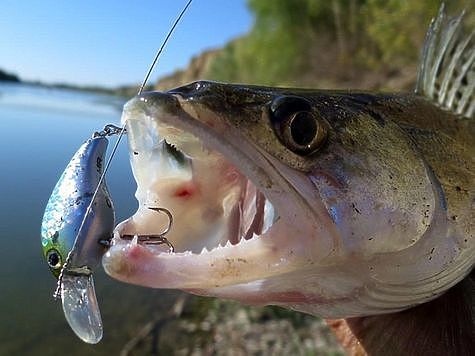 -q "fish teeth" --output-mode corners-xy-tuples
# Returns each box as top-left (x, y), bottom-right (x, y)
(224, 240), (232, 248)
(200, 246), (209, 254)
(131, 235), (138, 245)
(242, 234), (259, 243)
